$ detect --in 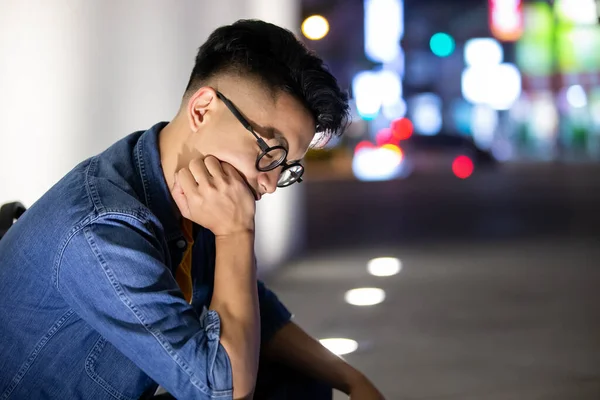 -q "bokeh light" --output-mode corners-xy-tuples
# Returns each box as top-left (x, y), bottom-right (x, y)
(452, 155), (474, 179)
(430, 32), (455, 57)
(391, 118), (414, 140)
(319, 338), (359, 355)
(344, 288), (386, 306)
(566, 85), (588, 108)
(302, 15), (330, 40)
(367, 257), (402, 276)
